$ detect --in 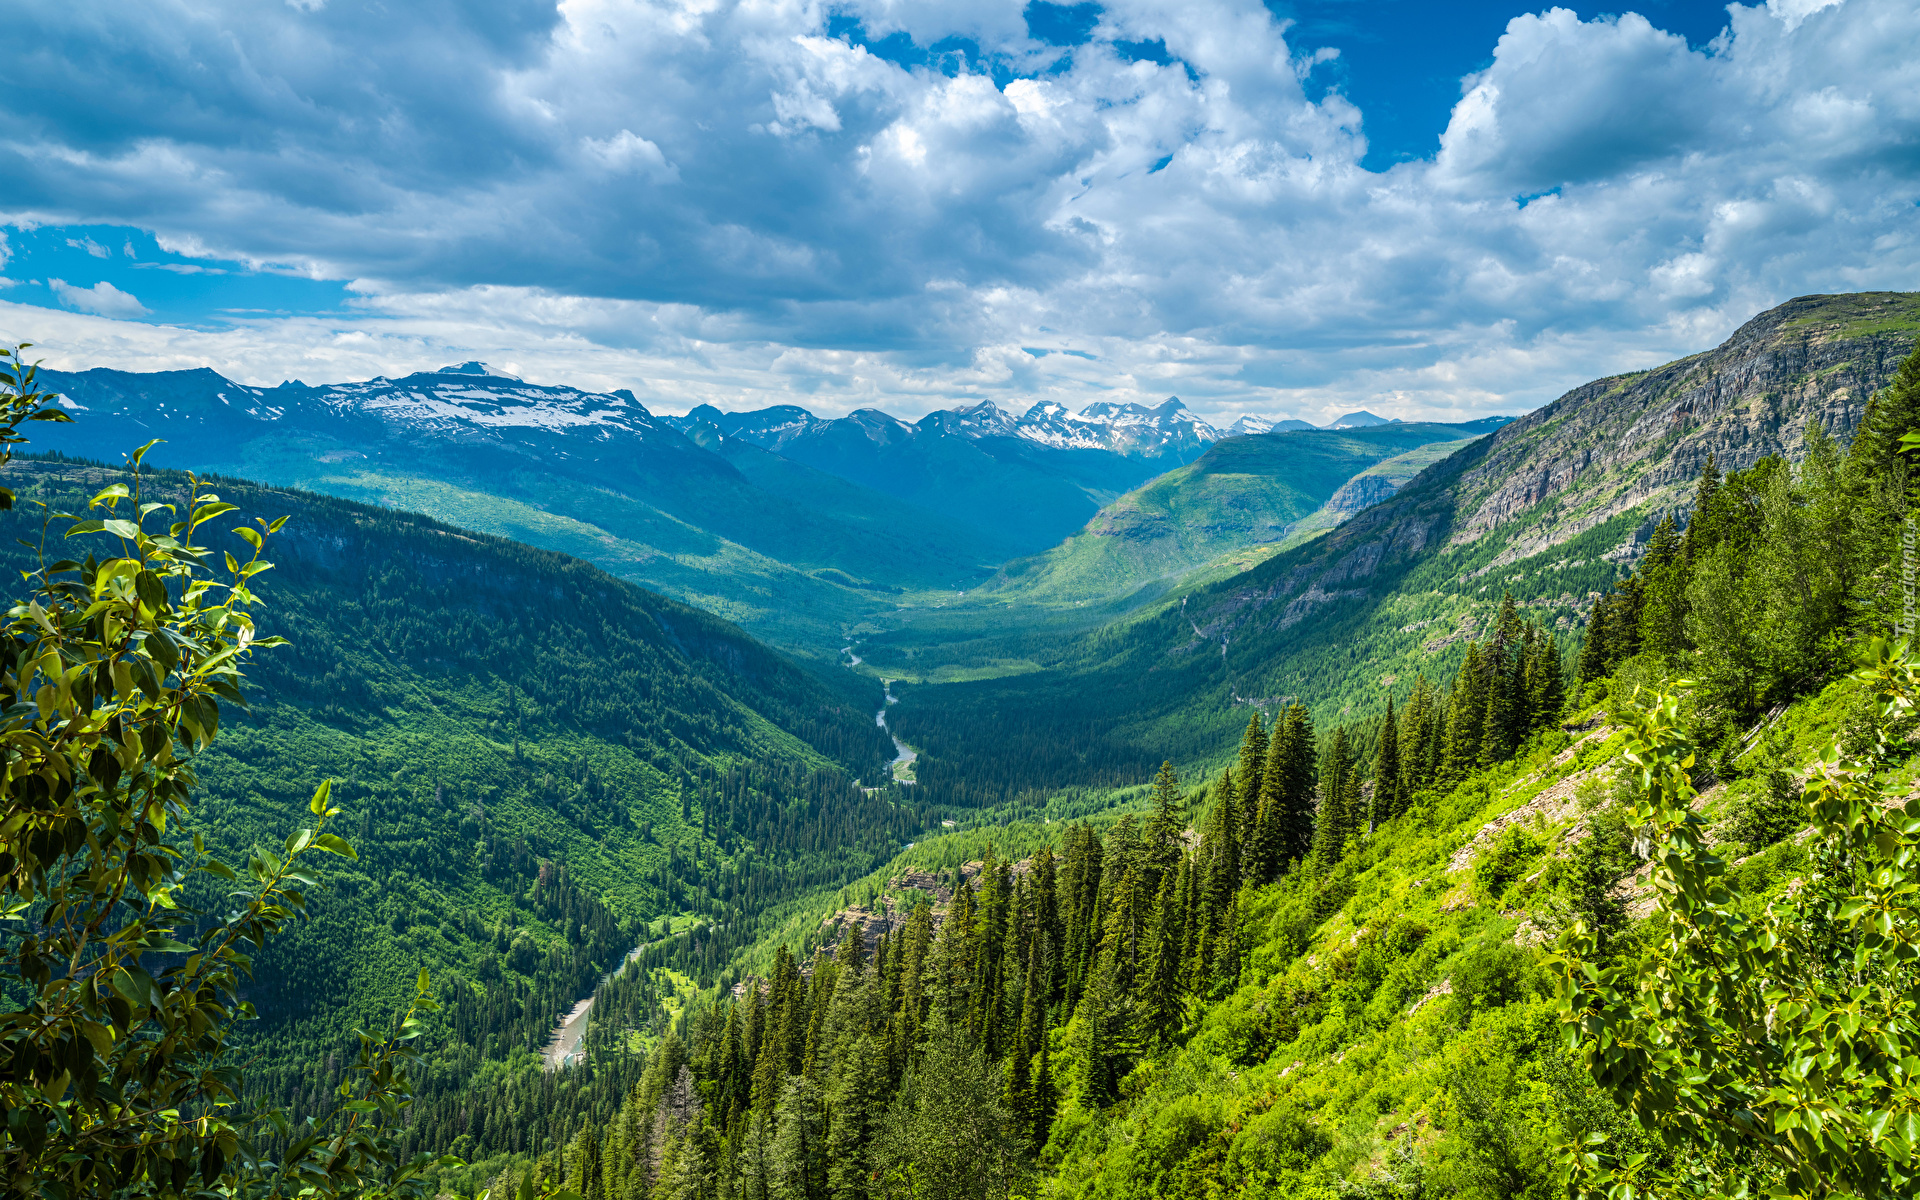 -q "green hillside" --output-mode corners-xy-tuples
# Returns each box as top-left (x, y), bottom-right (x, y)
(0, 455), (954, 1140)
(35, 368), (1016, 659)
(878, 292), (1920, 806)
(971, 424), (1496, 609)
(468, 315), (1920, 1199)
